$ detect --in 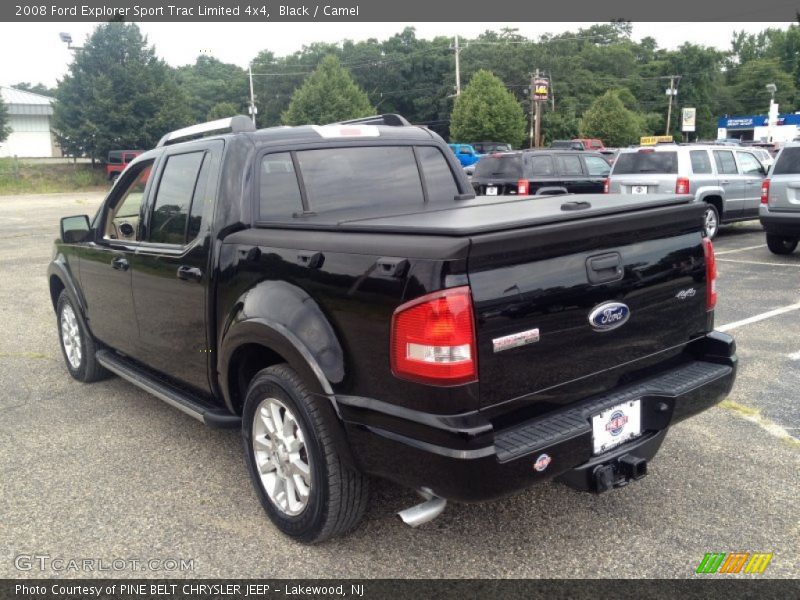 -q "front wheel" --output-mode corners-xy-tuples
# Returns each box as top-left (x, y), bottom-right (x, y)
(766, 233), (798, 255)
(56, 291), (107, 382)
(703, 204), (720, 239)
(242, 364), (368, 543)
